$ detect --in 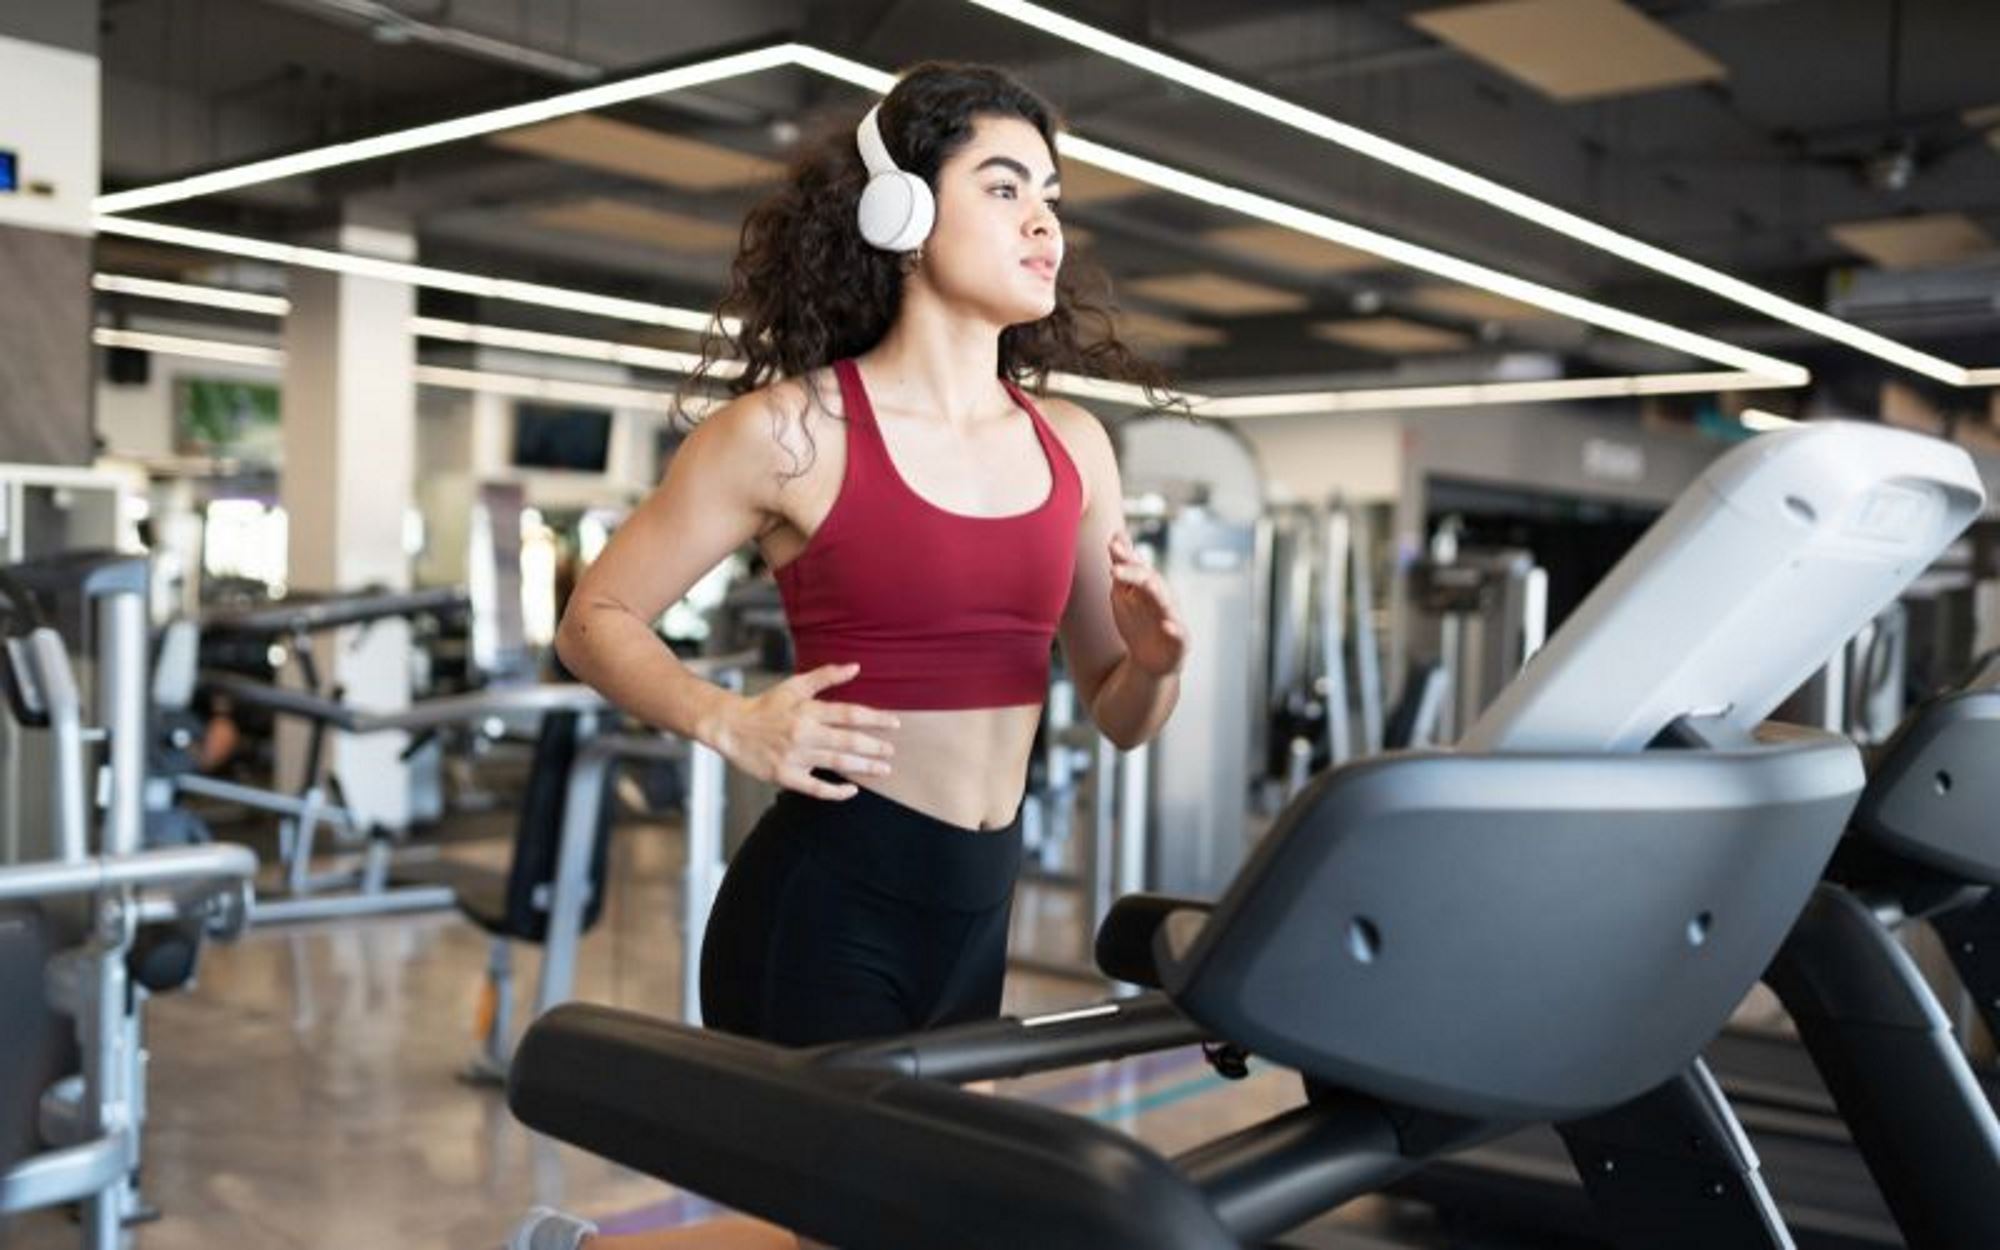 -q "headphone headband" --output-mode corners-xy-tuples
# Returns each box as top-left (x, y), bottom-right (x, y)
(856, 104), (897, 177)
